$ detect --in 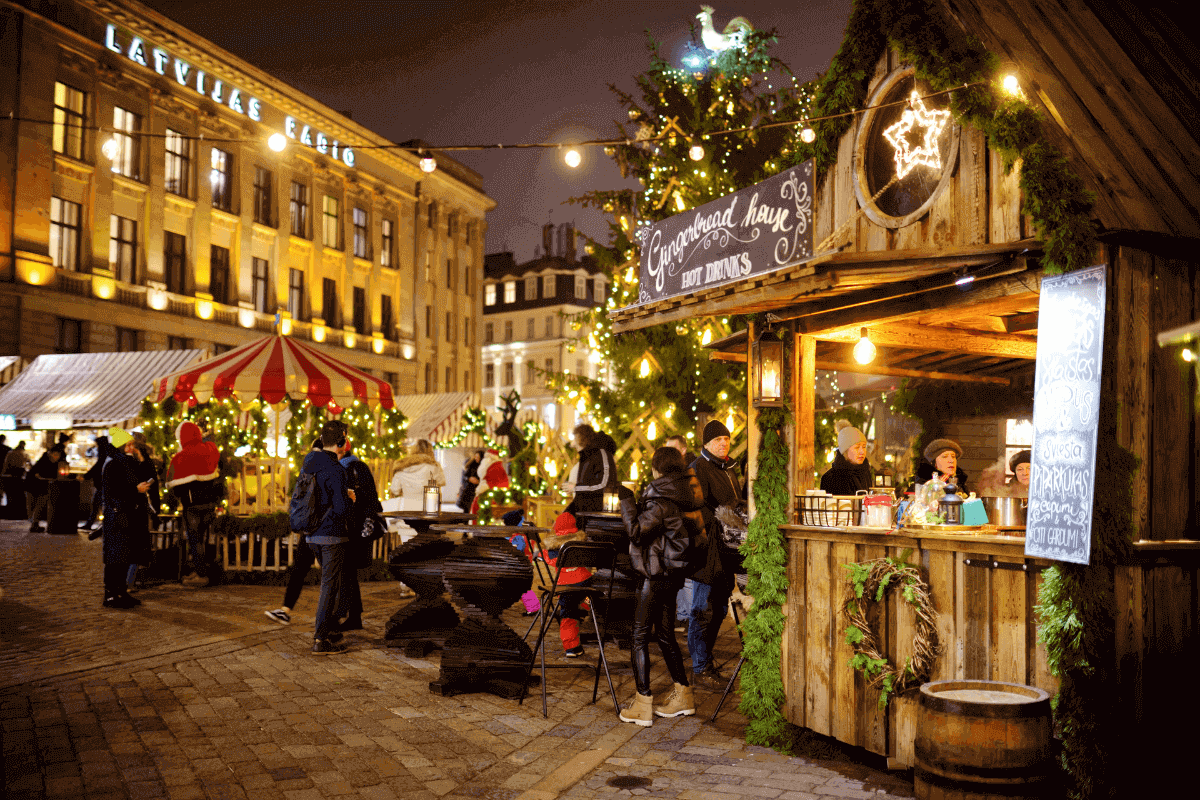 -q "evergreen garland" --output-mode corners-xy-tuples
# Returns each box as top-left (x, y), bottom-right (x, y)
(788, 0), (1098, 274)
